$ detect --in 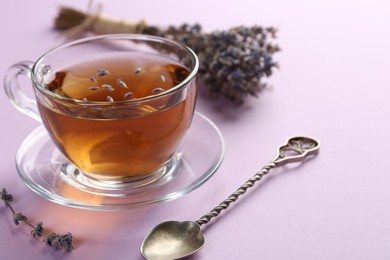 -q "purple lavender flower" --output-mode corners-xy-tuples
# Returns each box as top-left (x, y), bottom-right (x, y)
(1, 188), (13, 202)
(31, 222), (44, 238)
(13, 213), (27, 225)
